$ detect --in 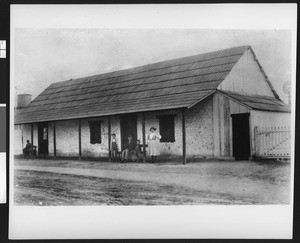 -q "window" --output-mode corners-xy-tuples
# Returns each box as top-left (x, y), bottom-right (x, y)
(0, 40), (6, 58)
(43, 127), (47, 140)
(89, 120), (102, 144)
(159, 115), (175, 143)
